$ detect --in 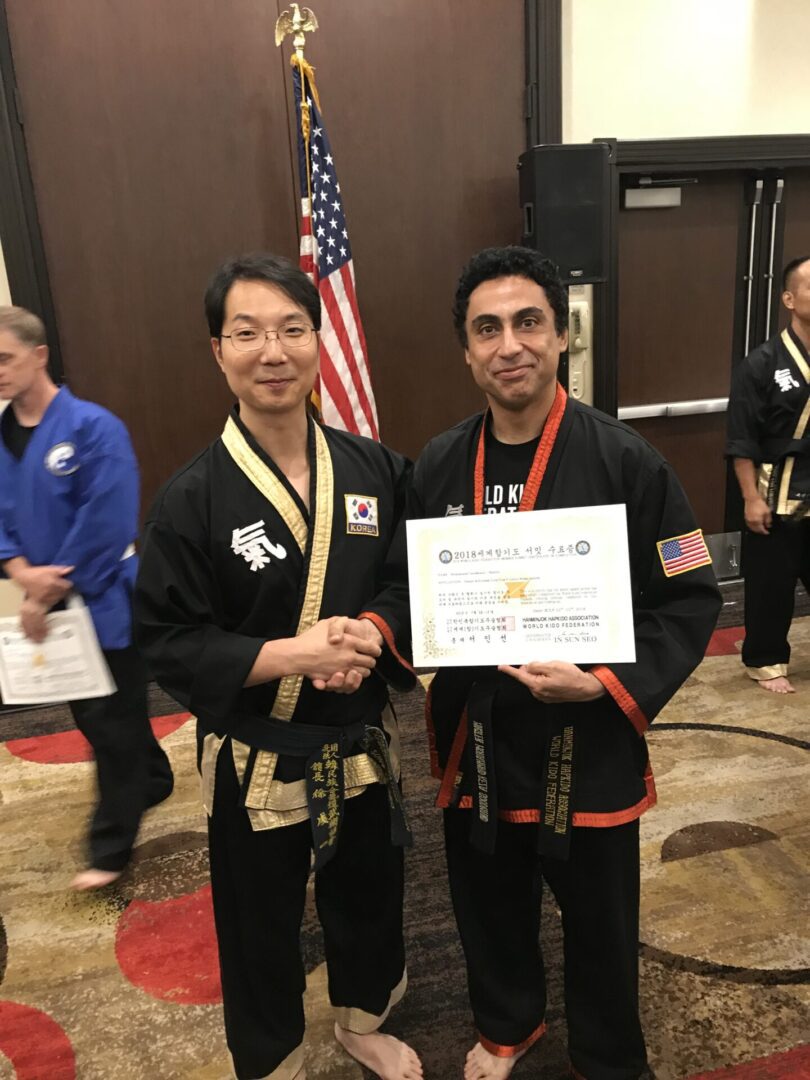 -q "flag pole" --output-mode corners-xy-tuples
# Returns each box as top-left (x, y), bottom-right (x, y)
(274, 3), (318, 62)
(276, 5), (324, 418)
(277, 5), (380, 438)
(275, 6), (322, 144)
(275, 5), (321, 216)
